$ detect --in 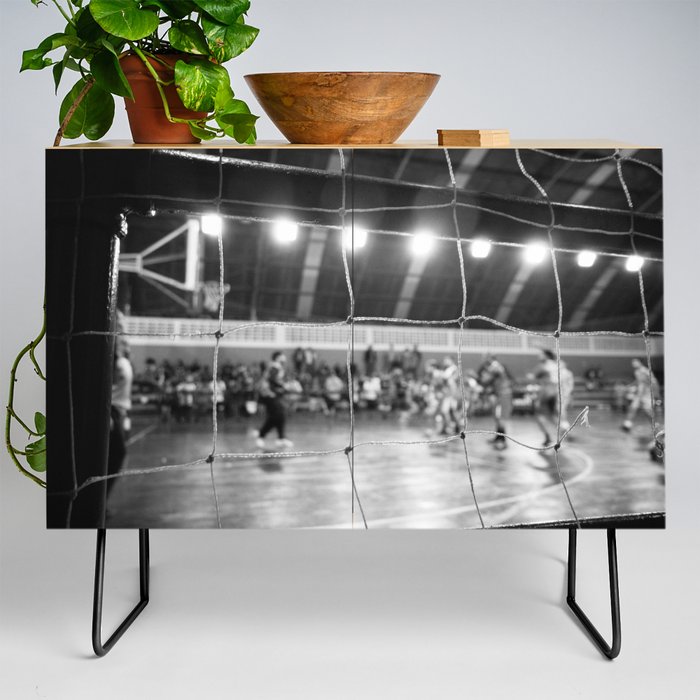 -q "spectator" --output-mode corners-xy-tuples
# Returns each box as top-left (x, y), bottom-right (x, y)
(364, 345), (378, 376)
